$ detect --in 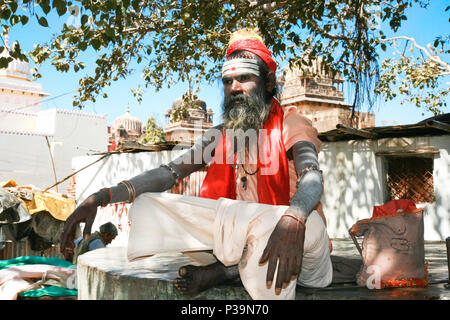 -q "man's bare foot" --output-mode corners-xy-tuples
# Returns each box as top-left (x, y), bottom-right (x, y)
(173, 262), (228, 295)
